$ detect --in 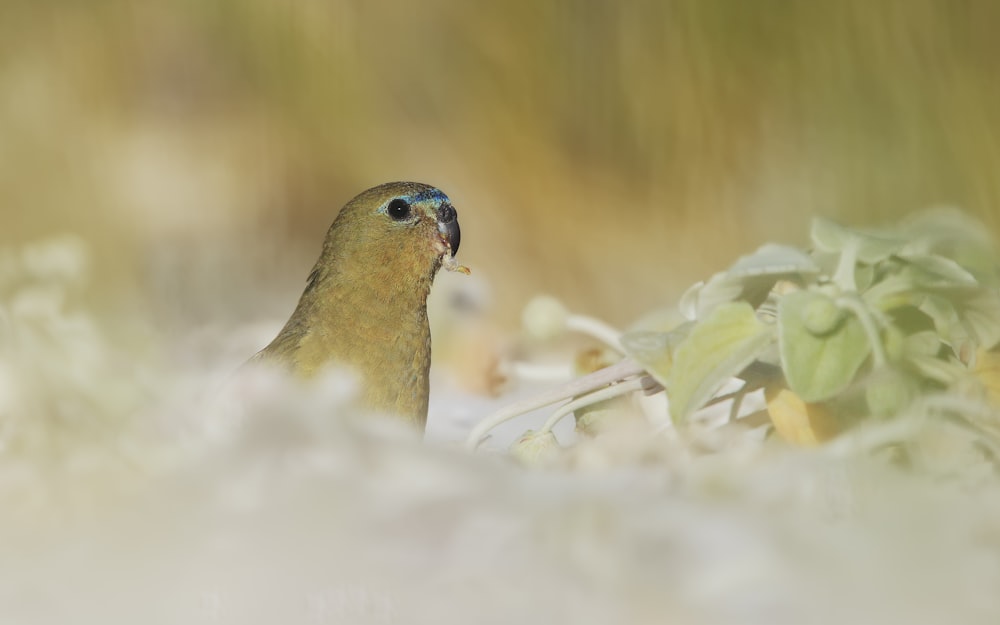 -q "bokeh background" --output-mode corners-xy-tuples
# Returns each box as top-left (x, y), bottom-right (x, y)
(4, 0), (1000, 333)
(5, 3), (1000, 624)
